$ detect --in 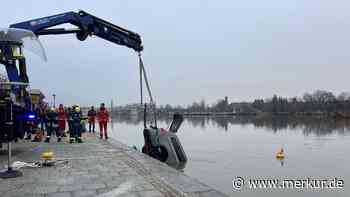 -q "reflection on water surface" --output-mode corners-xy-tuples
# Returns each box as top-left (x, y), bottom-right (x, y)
(109, 115), (350, 197)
